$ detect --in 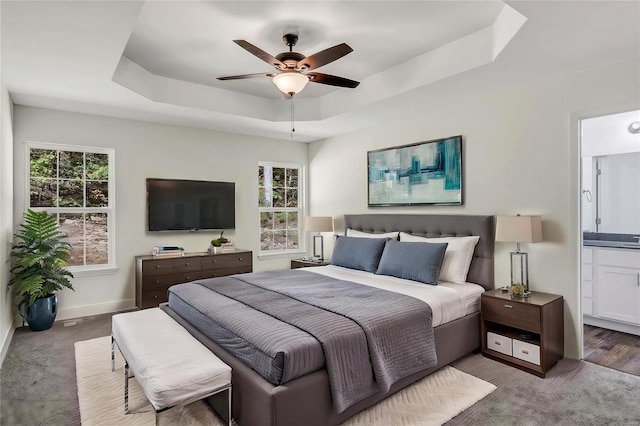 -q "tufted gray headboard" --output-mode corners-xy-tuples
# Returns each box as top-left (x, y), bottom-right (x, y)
(343, 214), (495, 291)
